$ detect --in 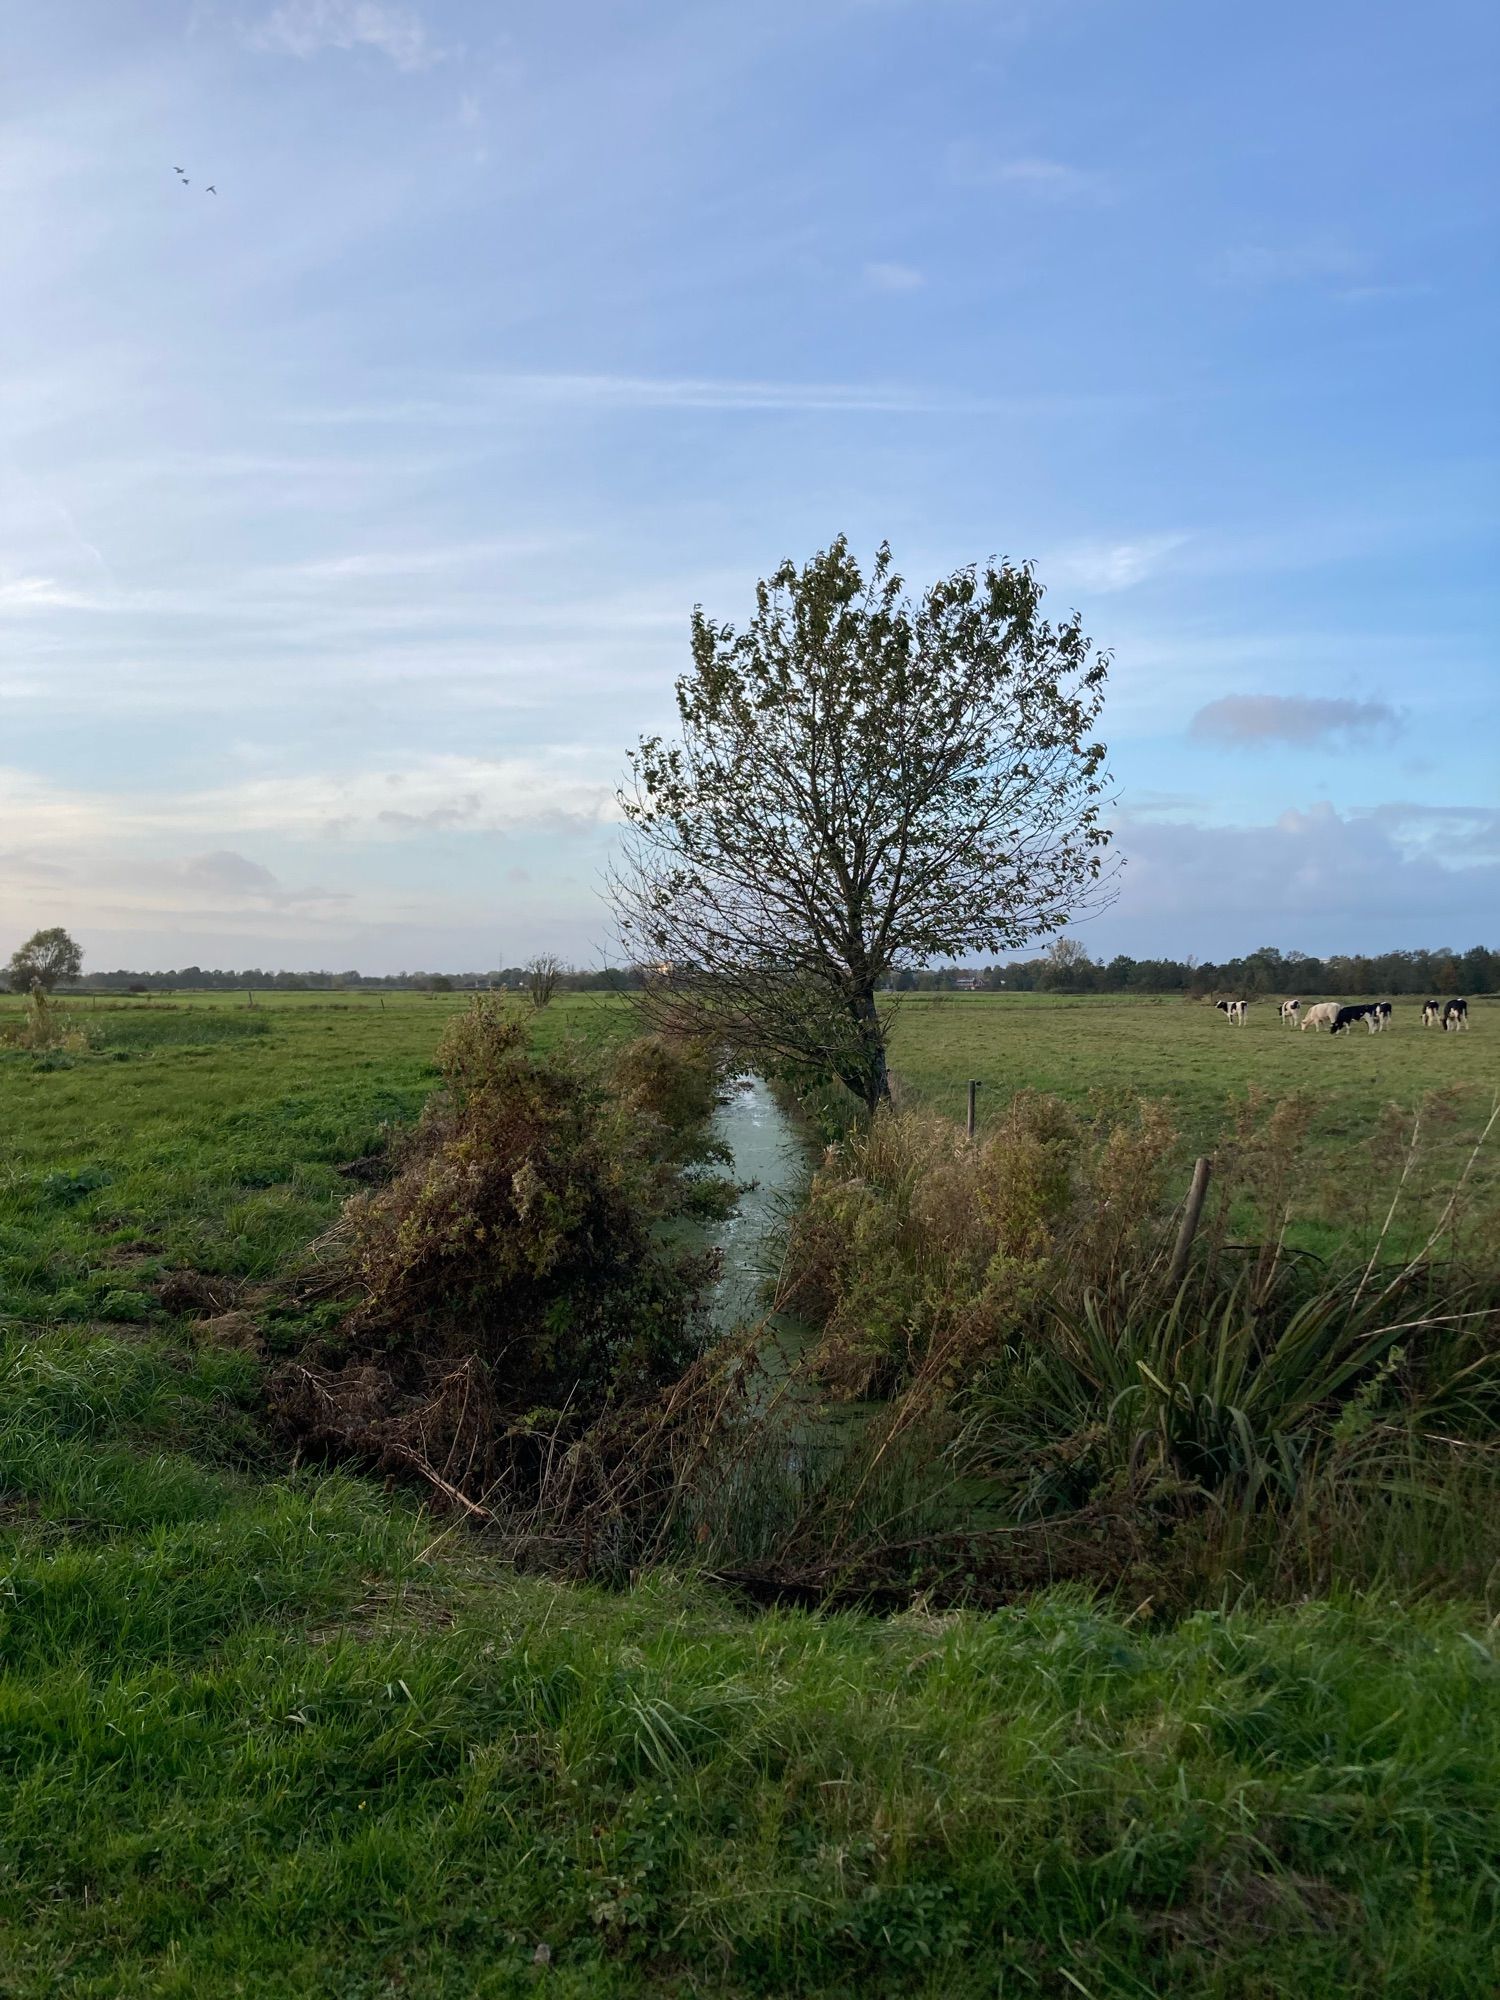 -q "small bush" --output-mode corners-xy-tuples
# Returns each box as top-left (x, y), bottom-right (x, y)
(610, 1029), (722, 1149)
(268, 1003), (721, 1502)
